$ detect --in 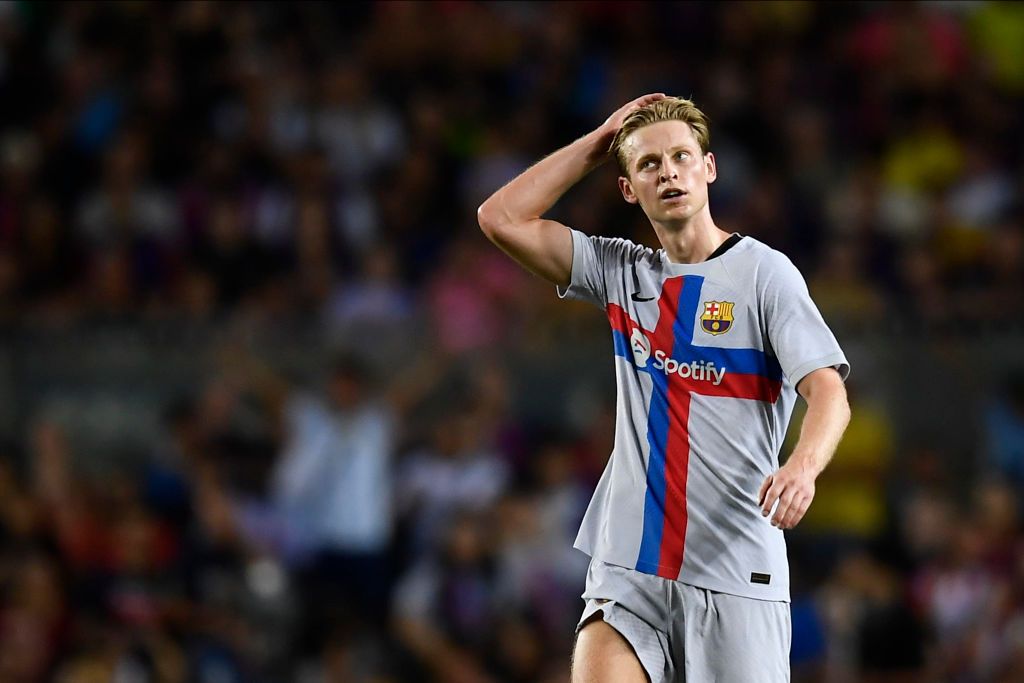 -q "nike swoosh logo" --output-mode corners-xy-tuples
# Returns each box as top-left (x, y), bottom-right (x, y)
(631, 293), (655, 302)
